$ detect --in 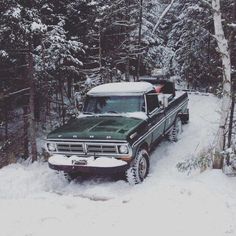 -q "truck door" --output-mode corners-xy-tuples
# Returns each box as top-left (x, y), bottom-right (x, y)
(146, 91), (165, 142)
